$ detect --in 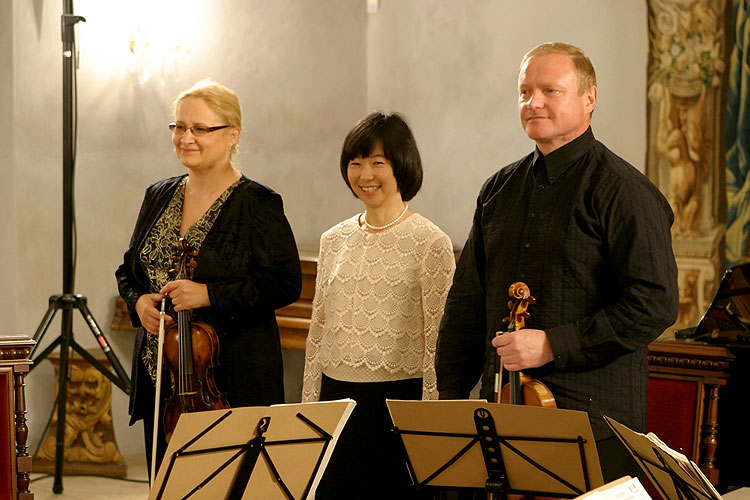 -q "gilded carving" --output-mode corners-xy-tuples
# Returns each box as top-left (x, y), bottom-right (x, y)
(647, 0), (728, 329)
(35, 359), (124, 467)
